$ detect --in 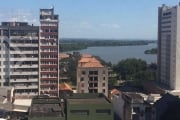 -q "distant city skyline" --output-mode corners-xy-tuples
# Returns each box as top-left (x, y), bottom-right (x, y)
(0, 0), (179, 39)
